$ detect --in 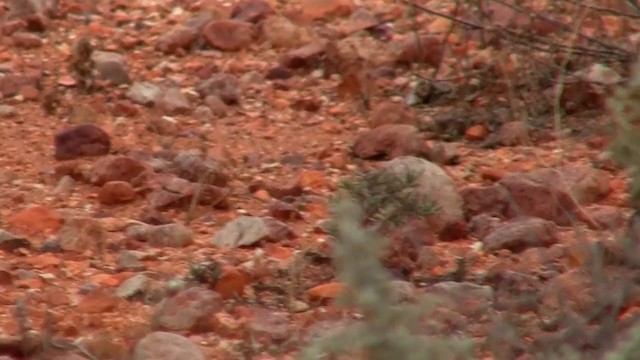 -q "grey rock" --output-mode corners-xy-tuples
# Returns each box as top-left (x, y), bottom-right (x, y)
(91, 51), (130, 85)
(211, 216), (293, 248)
(382, 156), (465, 237)
(132, 331), (205, 360)
(116, 274), (149, 299)
(127, 82), (163, 106)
